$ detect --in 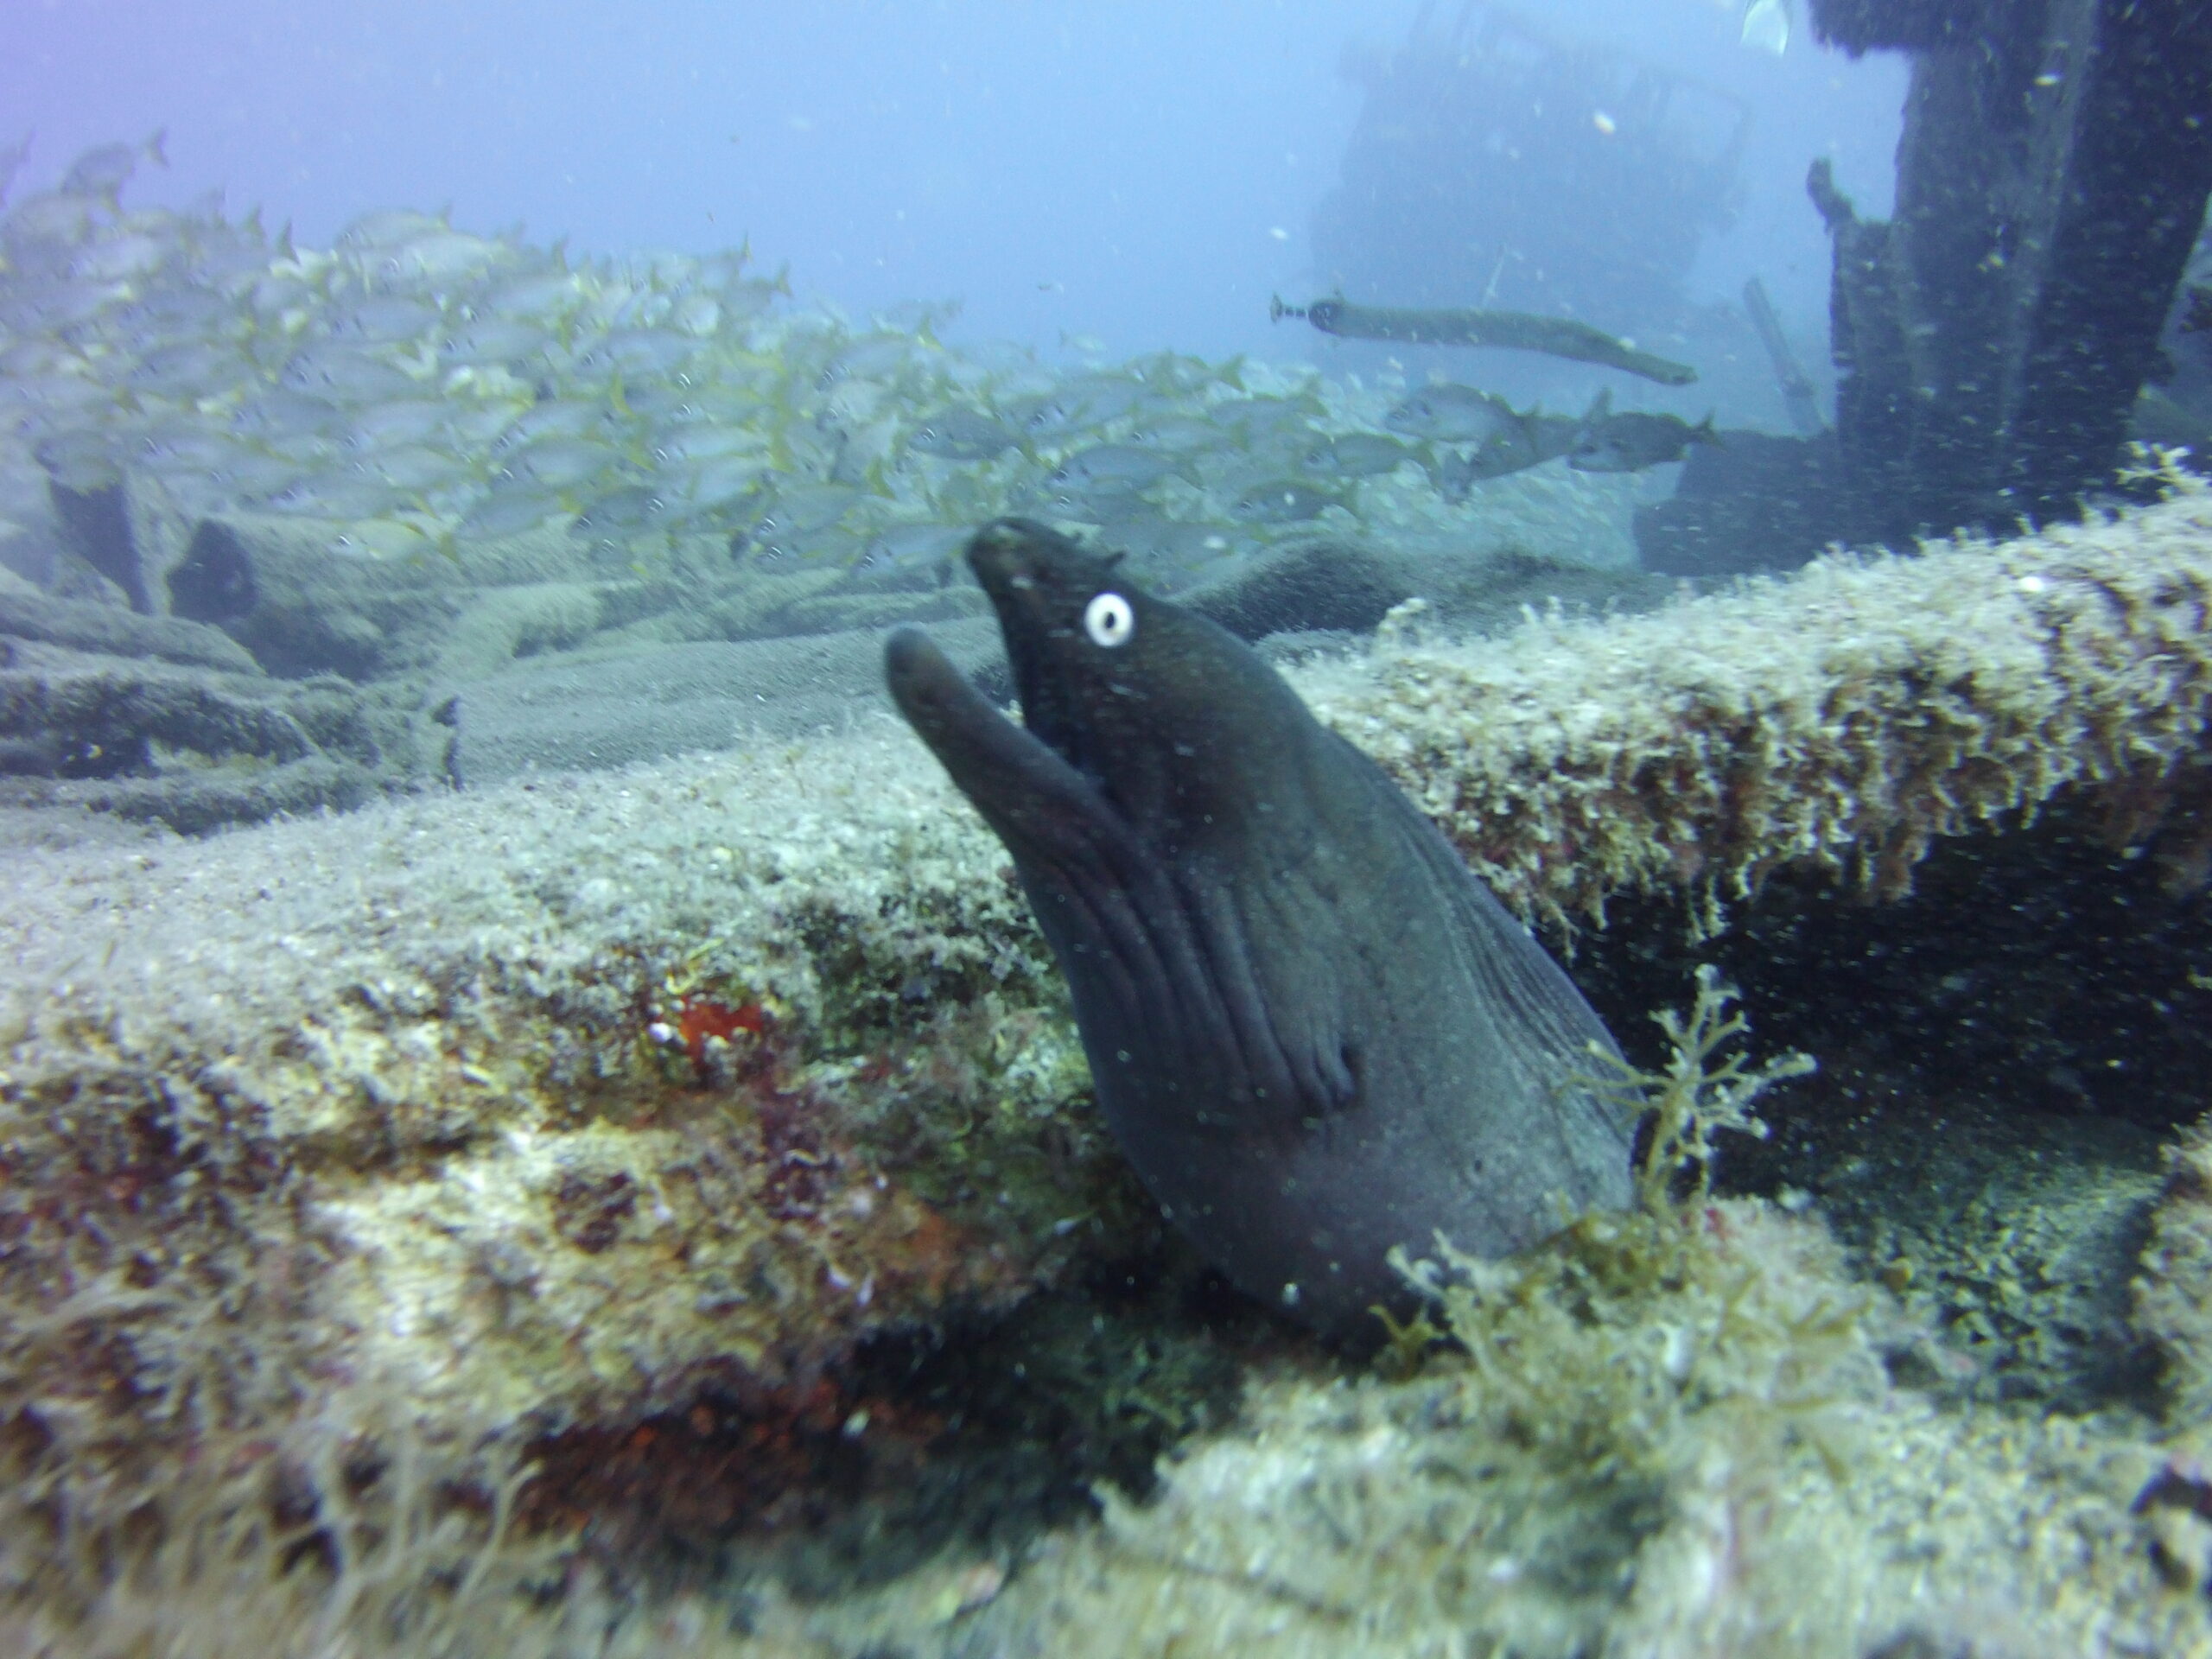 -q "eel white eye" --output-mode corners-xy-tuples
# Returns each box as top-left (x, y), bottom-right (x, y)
(1084, 590), (1135, 648)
